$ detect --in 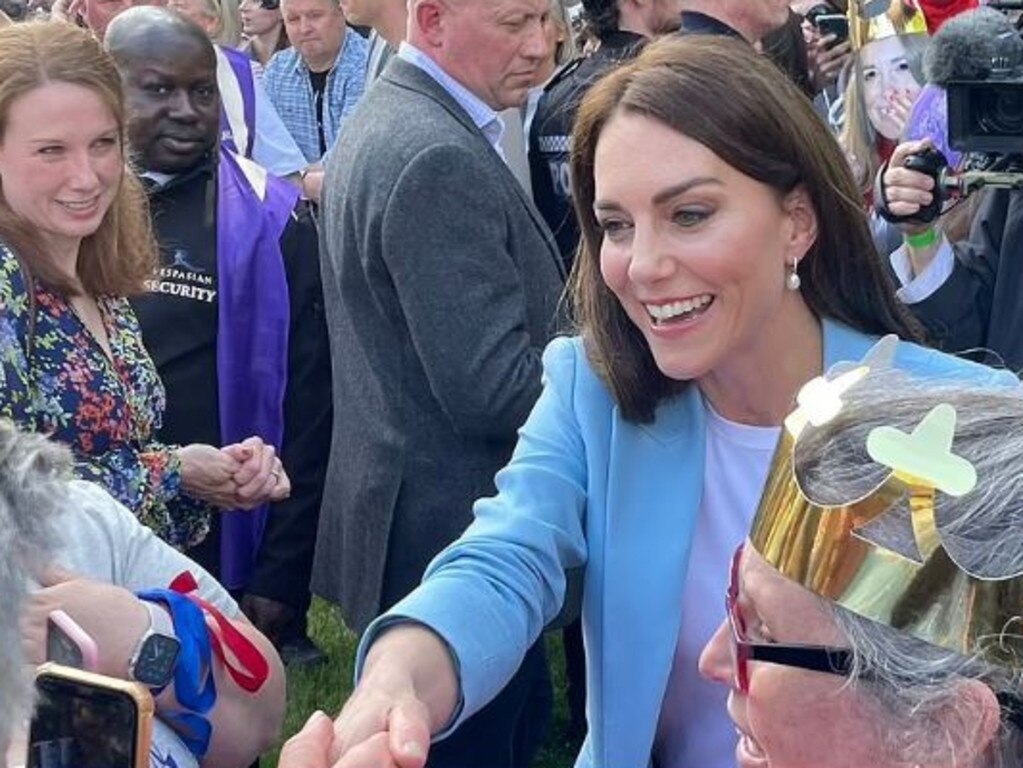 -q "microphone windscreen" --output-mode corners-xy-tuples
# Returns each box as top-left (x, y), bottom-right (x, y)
(923, 7), (1023, 86)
